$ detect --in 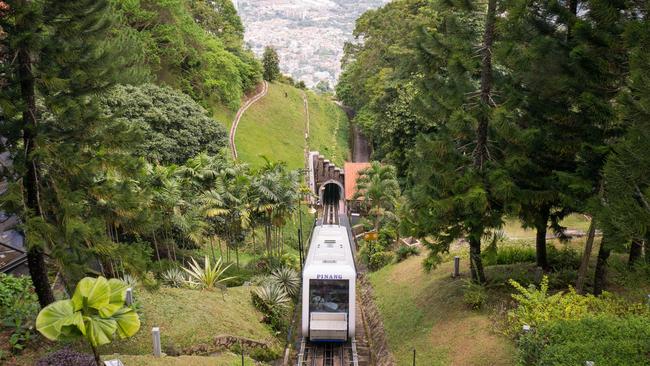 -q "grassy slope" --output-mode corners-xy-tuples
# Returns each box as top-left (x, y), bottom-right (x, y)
(105, 354), (256, 366)
(102, 286), (277, 355)
(233, 83), (348, 170)
(306, 92), (349, 166)
(369, 258), (516, 366)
